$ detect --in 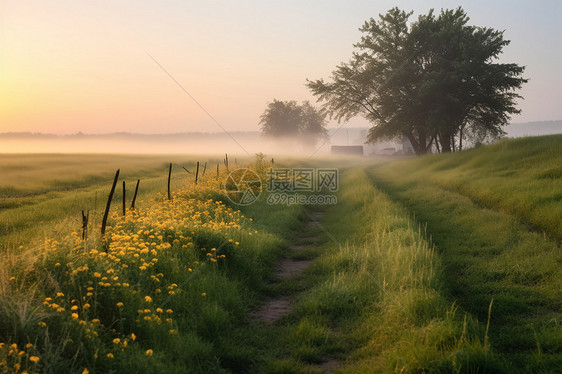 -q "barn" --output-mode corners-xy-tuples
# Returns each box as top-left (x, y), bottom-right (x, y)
(331, 145), (364, 156)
